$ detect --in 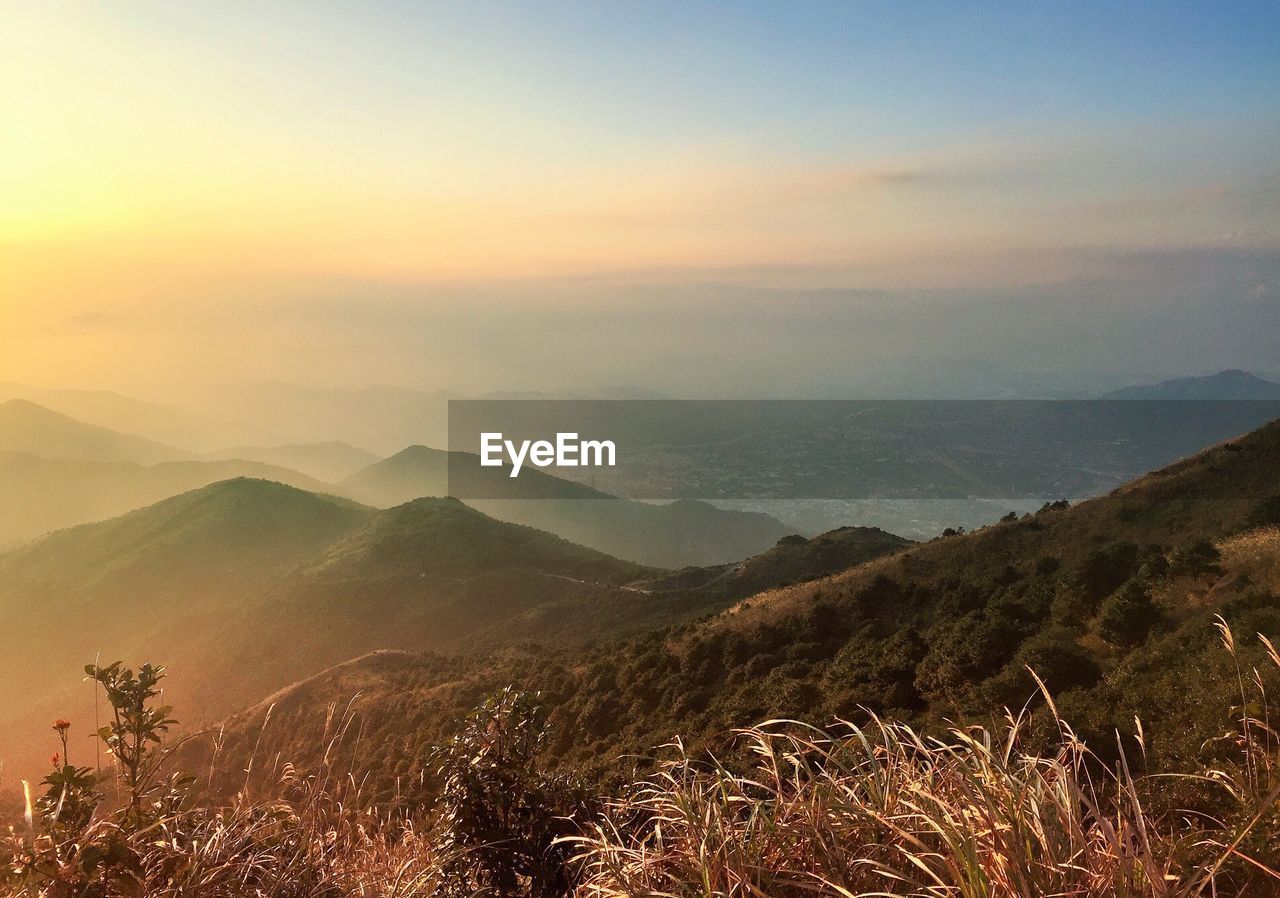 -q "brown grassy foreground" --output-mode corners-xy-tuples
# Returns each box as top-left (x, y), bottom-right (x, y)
(4, 625), (1279, 897)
